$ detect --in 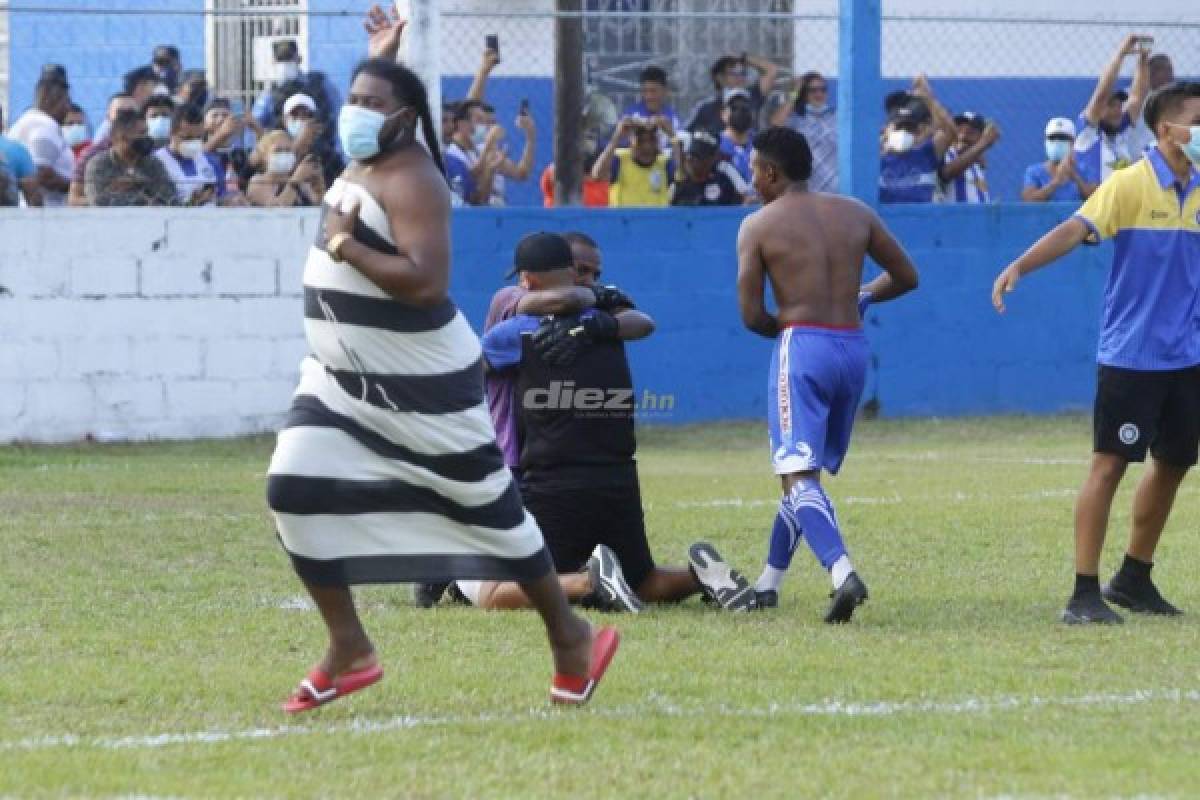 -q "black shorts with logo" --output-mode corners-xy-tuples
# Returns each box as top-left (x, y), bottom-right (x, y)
(1093, 365), (1200, 466)
(519, 463), (656, 592)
